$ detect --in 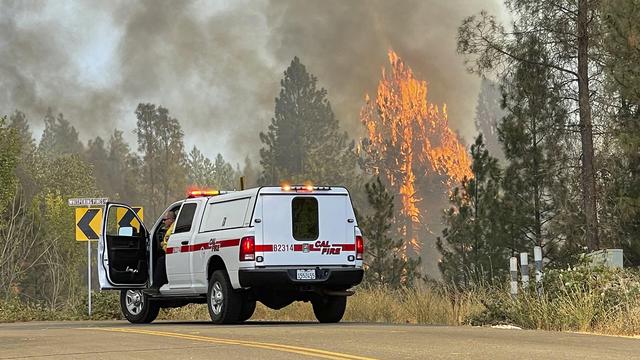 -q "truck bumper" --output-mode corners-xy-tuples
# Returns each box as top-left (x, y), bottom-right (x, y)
(238, 267), (364, 289)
